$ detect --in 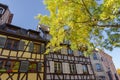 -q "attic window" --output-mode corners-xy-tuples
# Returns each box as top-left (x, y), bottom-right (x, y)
(0, 7), (5, 14)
